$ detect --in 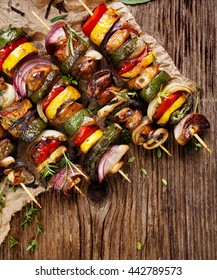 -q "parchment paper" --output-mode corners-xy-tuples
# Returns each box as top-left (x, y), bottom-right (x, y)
(0, 0), (196, 245)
